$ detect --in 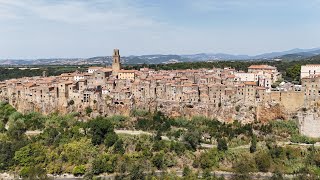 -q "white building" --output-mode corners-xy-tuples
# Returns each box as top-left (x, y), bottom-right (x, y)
(88, 67), (103, 74)
(74, 74), (85, 81)
(301, 64), (320, 79)
(234, 72), (258, 82)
